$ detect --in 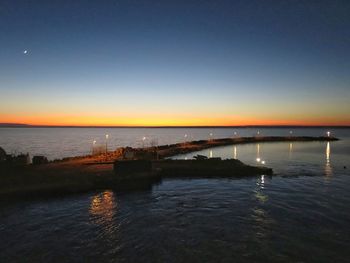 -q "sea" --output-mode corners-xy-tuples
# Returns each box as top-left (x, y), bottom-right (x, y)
(0, 127), (350, 262)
